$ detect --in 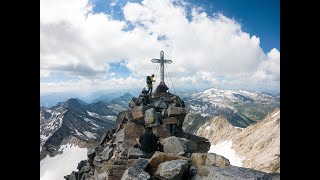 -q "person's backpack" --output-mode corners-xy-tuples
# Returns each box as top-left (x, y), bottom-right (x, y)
(146, 76), (152, 84)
